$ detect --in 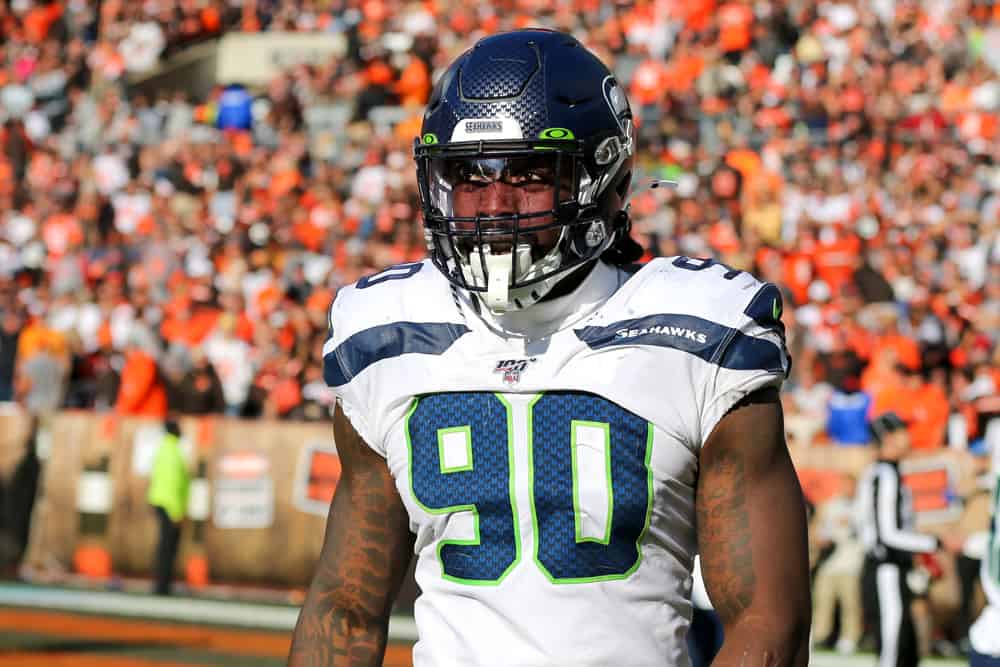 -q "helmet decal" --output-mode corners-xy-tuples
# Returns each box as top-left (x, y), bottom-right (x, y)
(602, 76), (630, 132)
(451, 118), (524, 141)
